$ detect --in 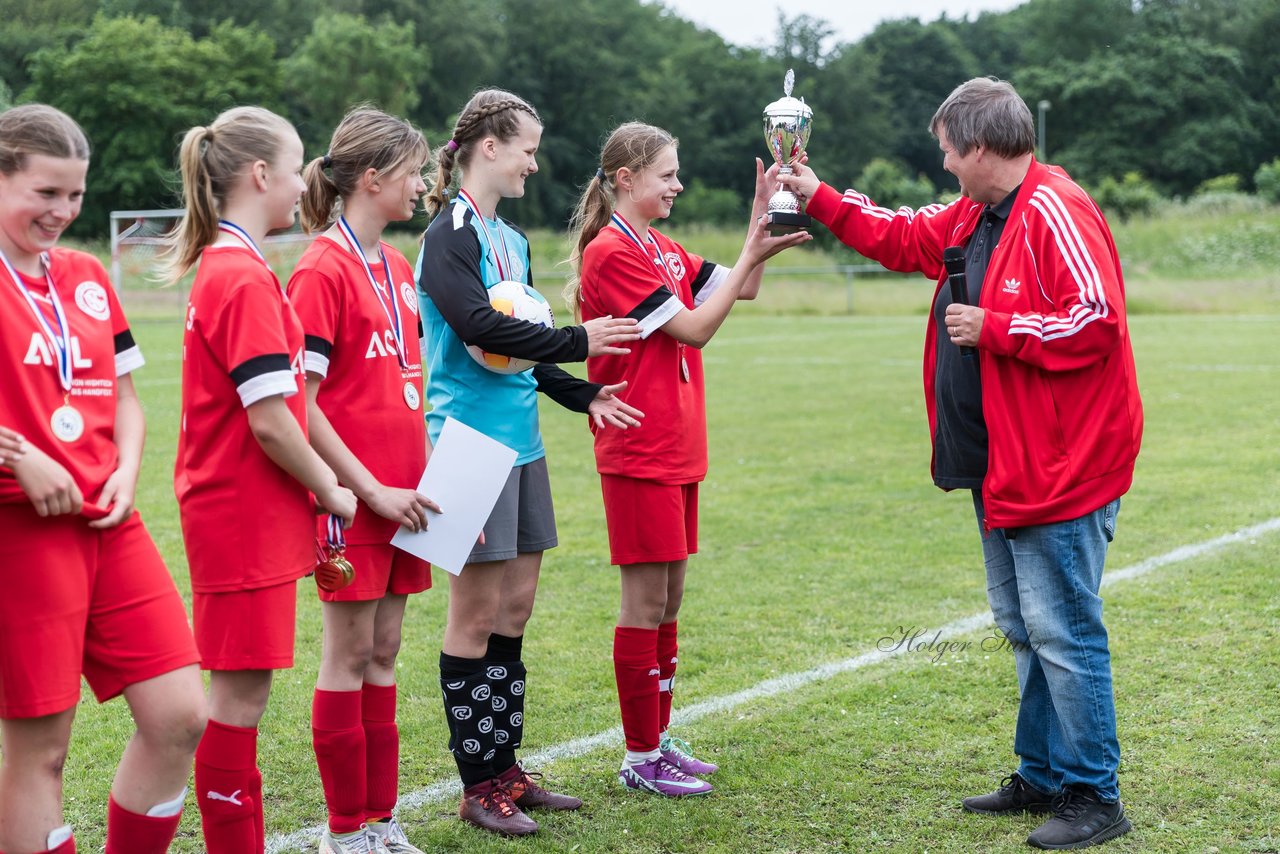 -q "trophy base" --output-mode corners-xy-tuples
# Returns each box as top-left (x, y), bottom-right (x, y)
(765, 210), (811, 235)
